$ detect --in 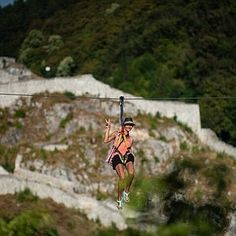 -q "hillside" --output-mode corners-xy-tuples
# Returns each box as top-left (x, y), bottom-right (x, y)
(0, 81), (236, 235)
(0, 0), (236, 146)
(0, 193), (101, 236)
